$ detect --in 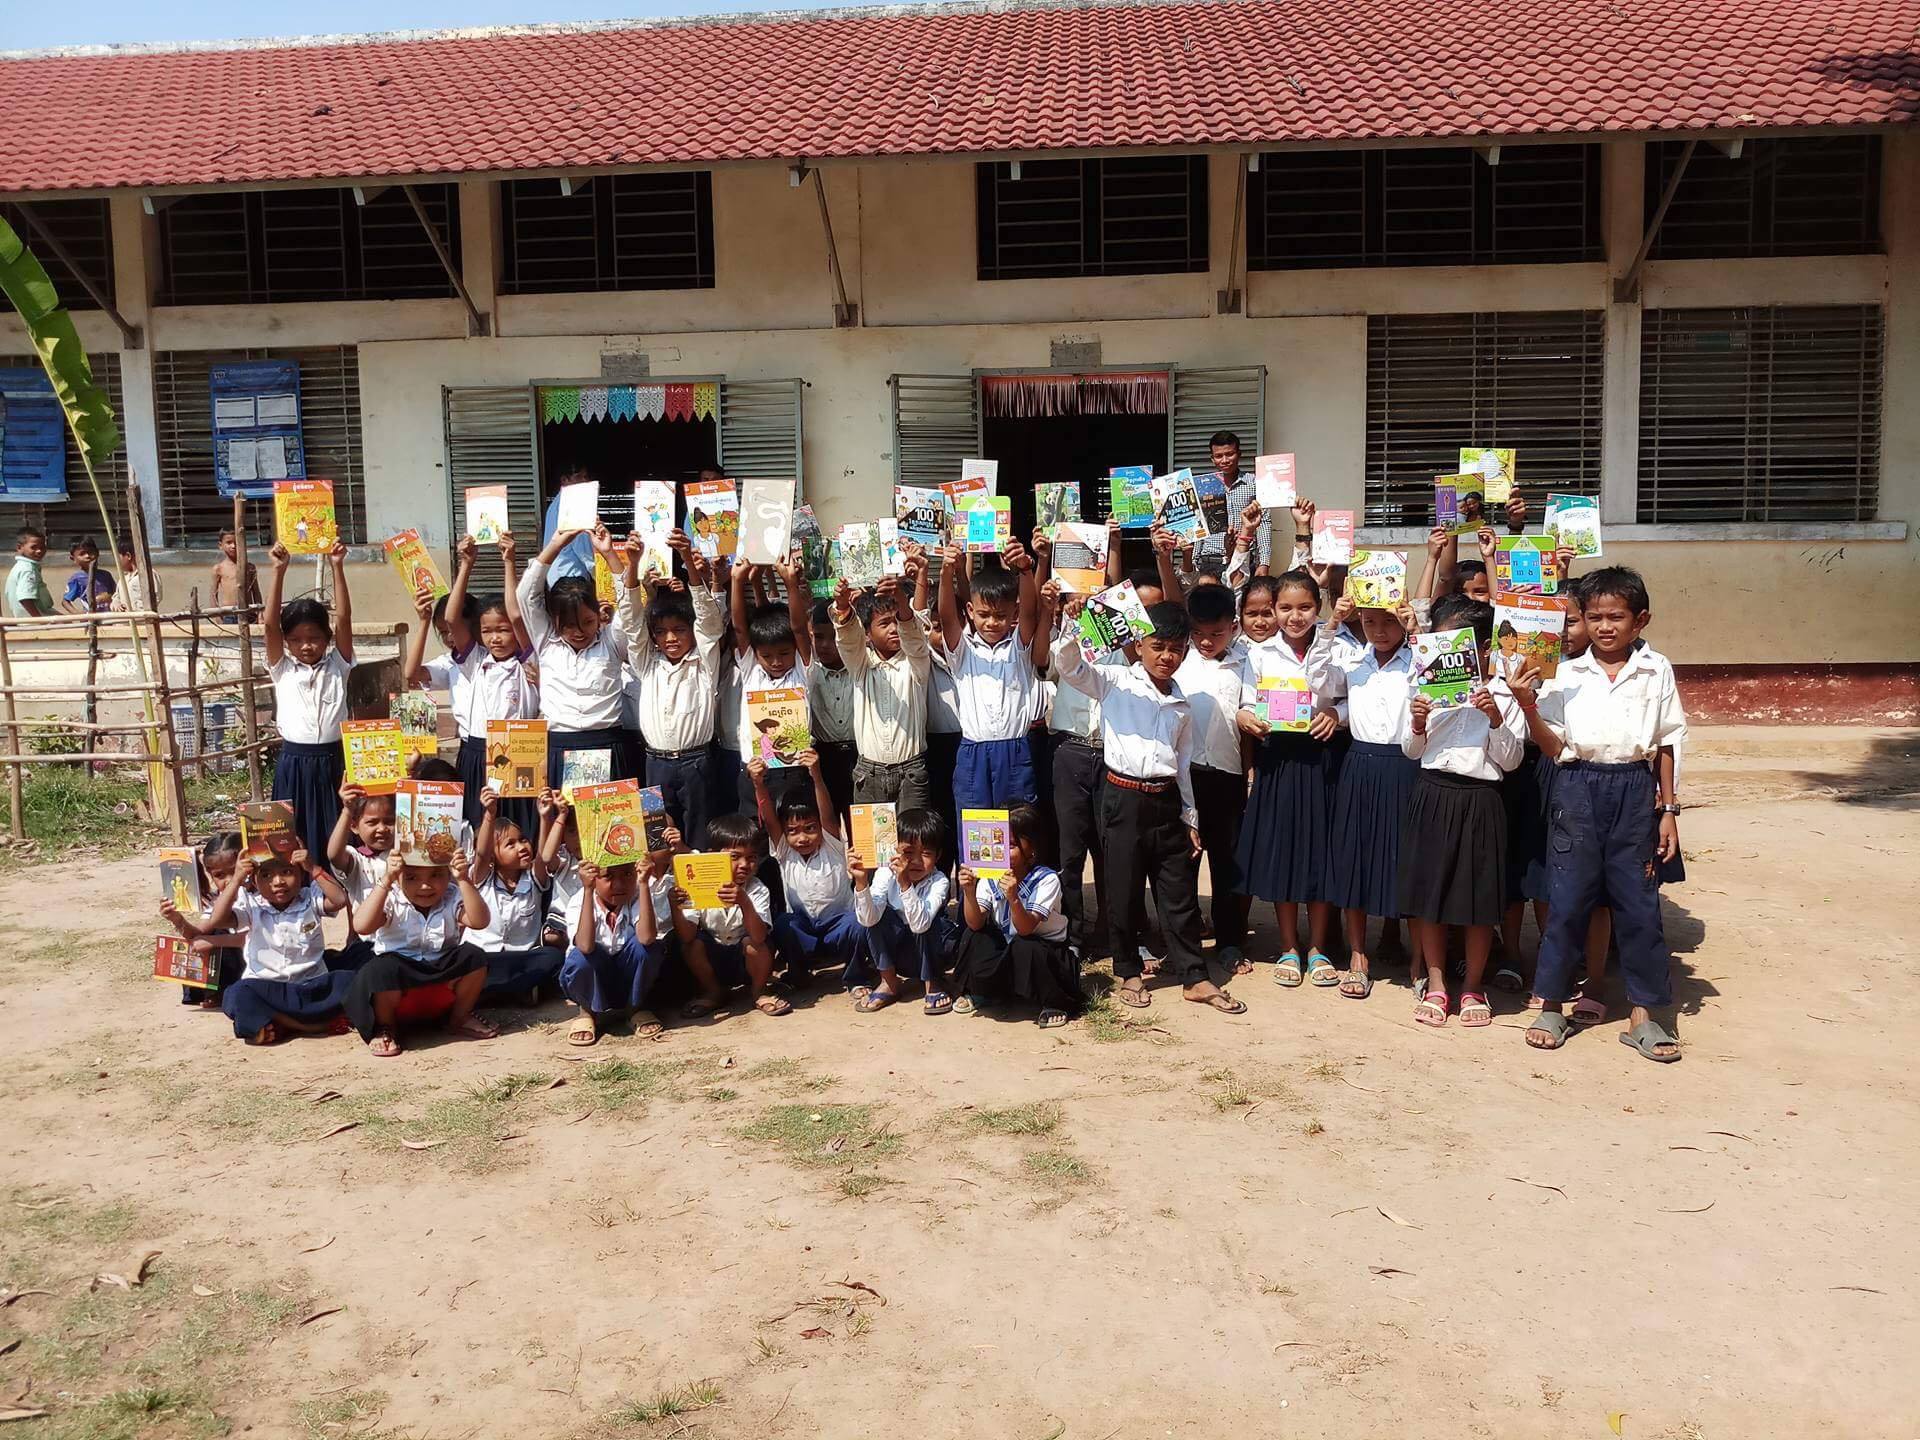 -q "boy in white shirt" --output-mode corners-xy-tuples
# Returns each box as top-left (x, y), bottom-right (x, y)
(934, 539), (1042, 818)
(672, 811), (786, 1018)
(561, 852), (676, 1047)
(1173, 582), (1252, 971)
(728, 552), (815, 817)
(832, 570), (934, 812)
(807, 599), (859, 828)
(751, 749), (866, 990)
(622, 534), (726, 848)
